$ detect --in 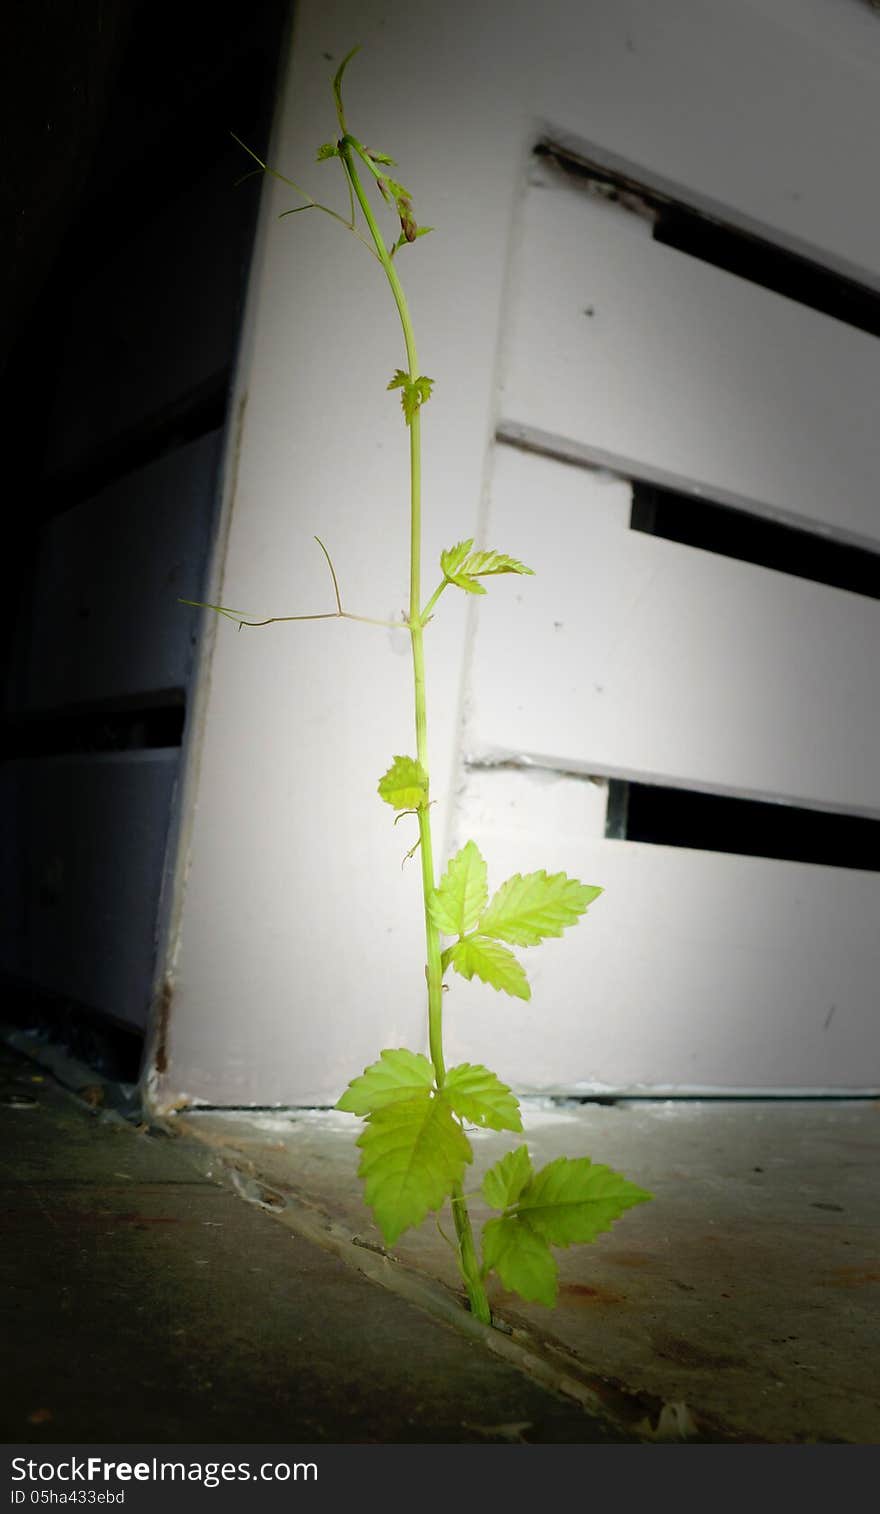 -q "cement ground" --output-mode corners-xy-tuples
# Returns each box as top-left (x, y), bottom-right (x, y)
(2, 1036), (878, 1444)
